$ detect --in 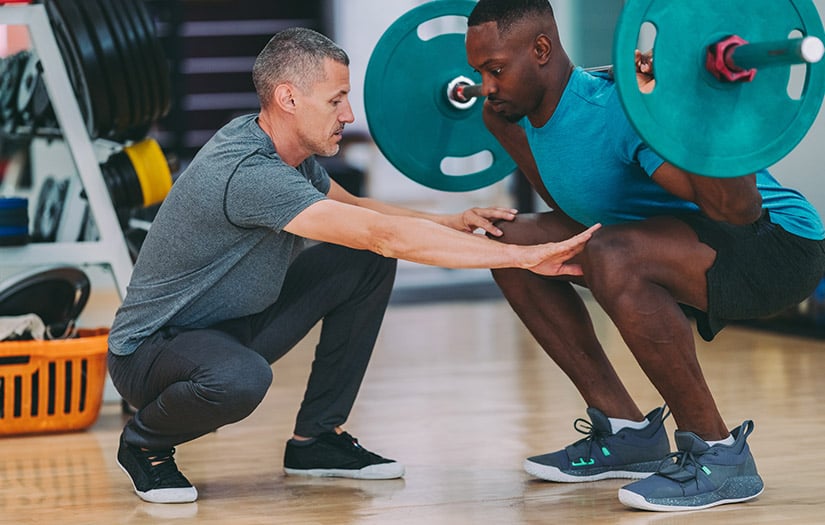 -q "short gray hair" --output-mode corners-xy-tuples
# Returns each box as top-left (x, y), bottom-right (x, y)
(253, 27), (350, 108)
